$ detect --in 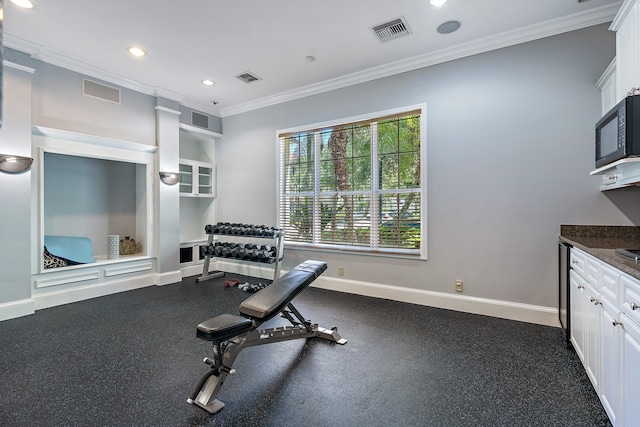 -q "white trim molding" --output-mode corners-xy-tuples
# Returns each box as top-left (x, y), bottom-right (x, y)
(220, 3), (621, 117)
(3, 33), (221, 117)
(4, 3), (620, 119)
(212, 262), (558, 326)
(0, 299), (36, 322)
(154, 270), (183, 286)
(312, 276), (559, 327)
(3, 60), (36, 74)
(33, 274), (156, 311)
